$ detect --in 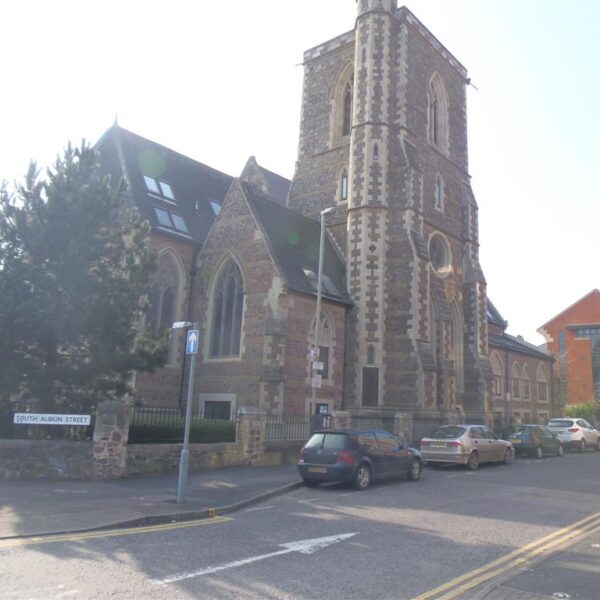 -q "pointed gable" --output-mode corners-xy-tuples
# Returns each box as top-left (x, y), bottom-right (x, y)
(240, 156), (291, 206)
